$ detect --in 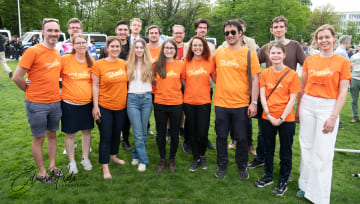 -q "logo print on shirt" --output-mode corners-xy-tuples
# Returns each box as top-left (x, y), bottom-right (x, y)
(166, 70), (178, 77)
(106, 69), (126, 78)
(46, 58), (60, 70)
(308, 67), (334, 77)
(218, 59), (240, 68)
(187, 67), (208, 77)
